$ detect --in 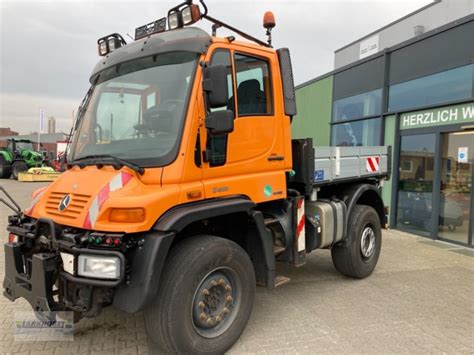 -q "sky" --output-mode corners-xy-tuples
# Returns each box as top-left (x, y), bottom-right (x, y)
(0, 0), (433, 134)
